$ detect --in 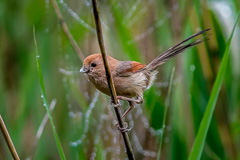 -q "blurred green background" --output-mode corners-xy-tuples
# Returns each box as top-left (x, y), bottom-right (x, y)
(0, 0), (240, 159)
